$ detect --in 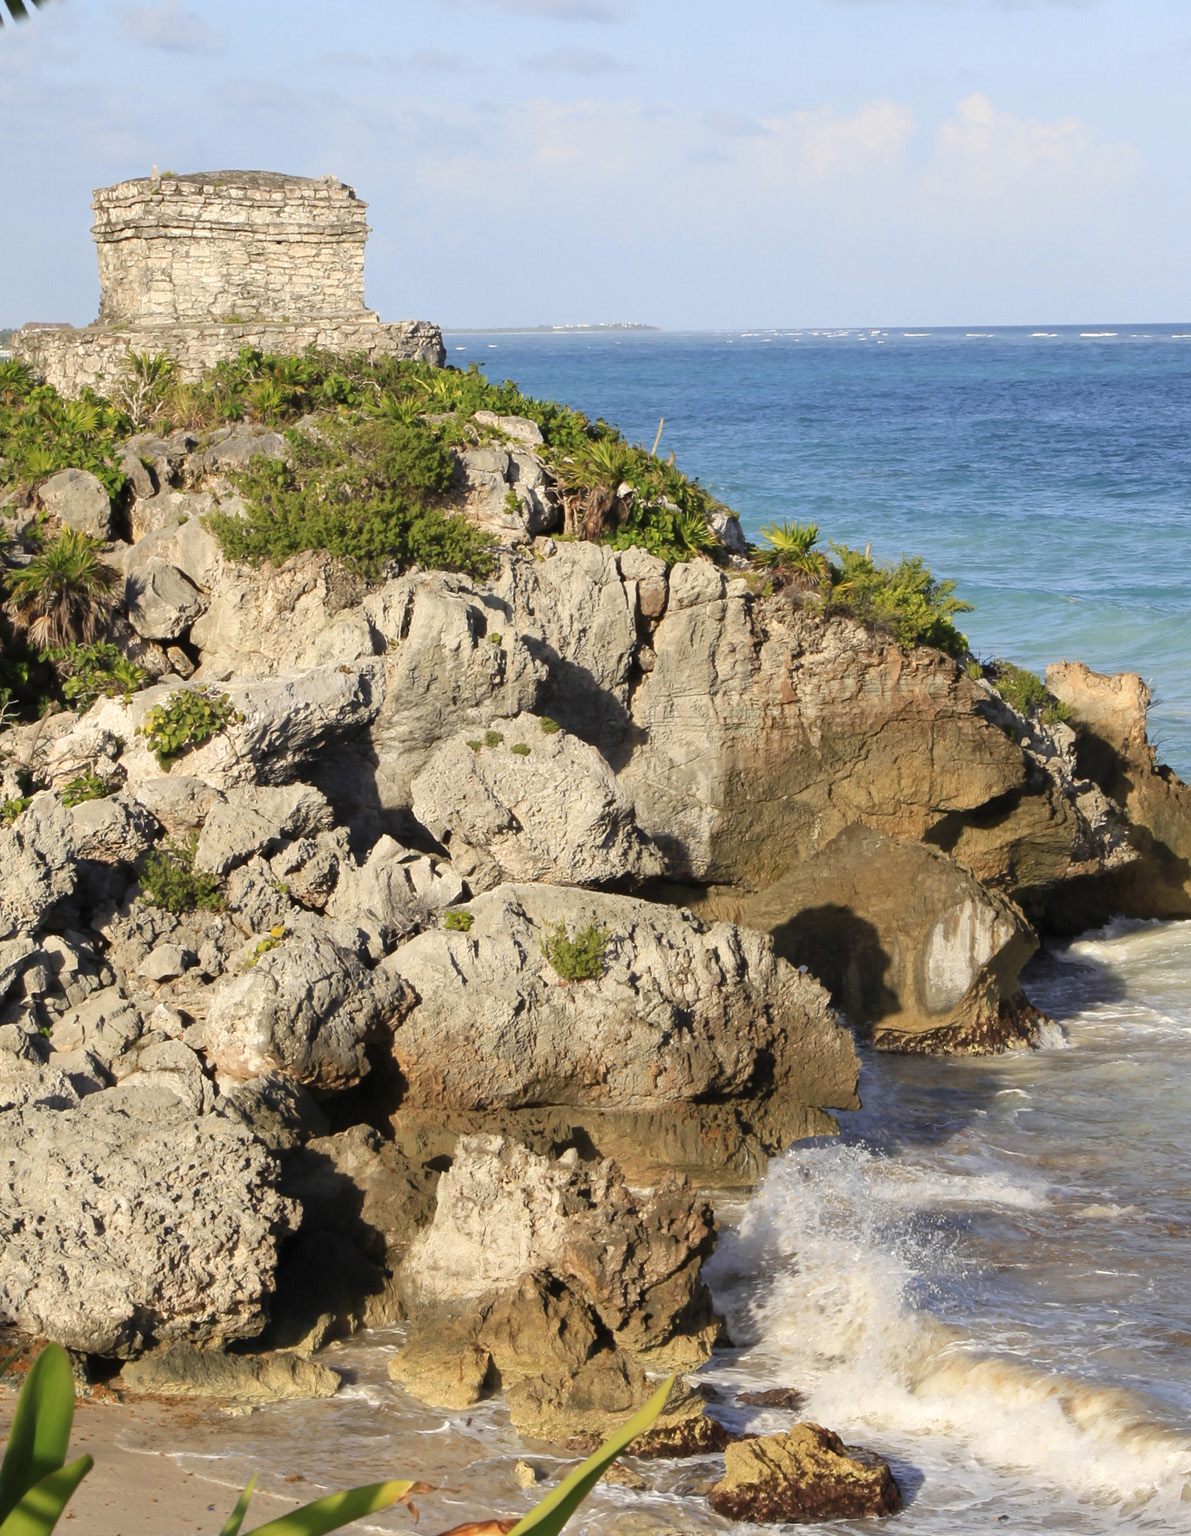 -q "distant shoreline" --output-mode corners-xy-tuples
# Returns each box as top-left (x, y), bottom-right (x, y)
(444, 323), (659, 334)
